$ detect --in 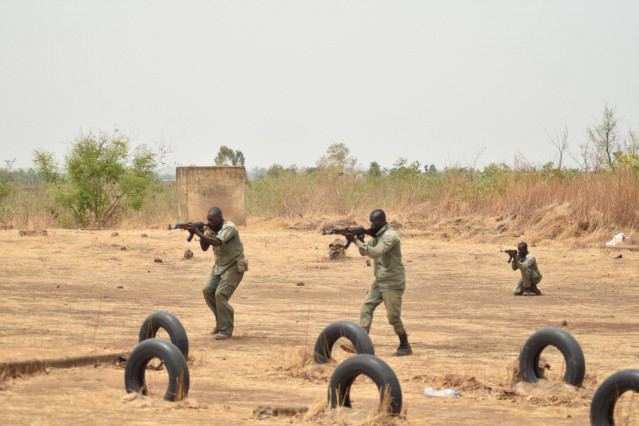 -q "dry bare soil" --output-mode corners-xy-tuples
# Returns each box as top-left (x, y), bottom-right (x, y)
(1, 217), (639, 425)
